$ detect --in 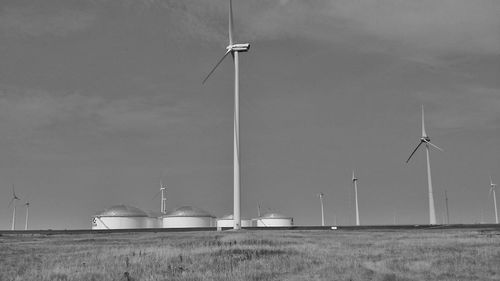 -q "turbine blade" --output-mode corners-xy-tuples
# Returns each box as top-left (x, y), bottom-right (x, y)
(202, 50), (231, 84)
(490, 175), (494, 186)
(424, 140), (443, 151)
(406, 141), (423, 163)
(229, 0), (234, 45)
(421, 105), (427, 137)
